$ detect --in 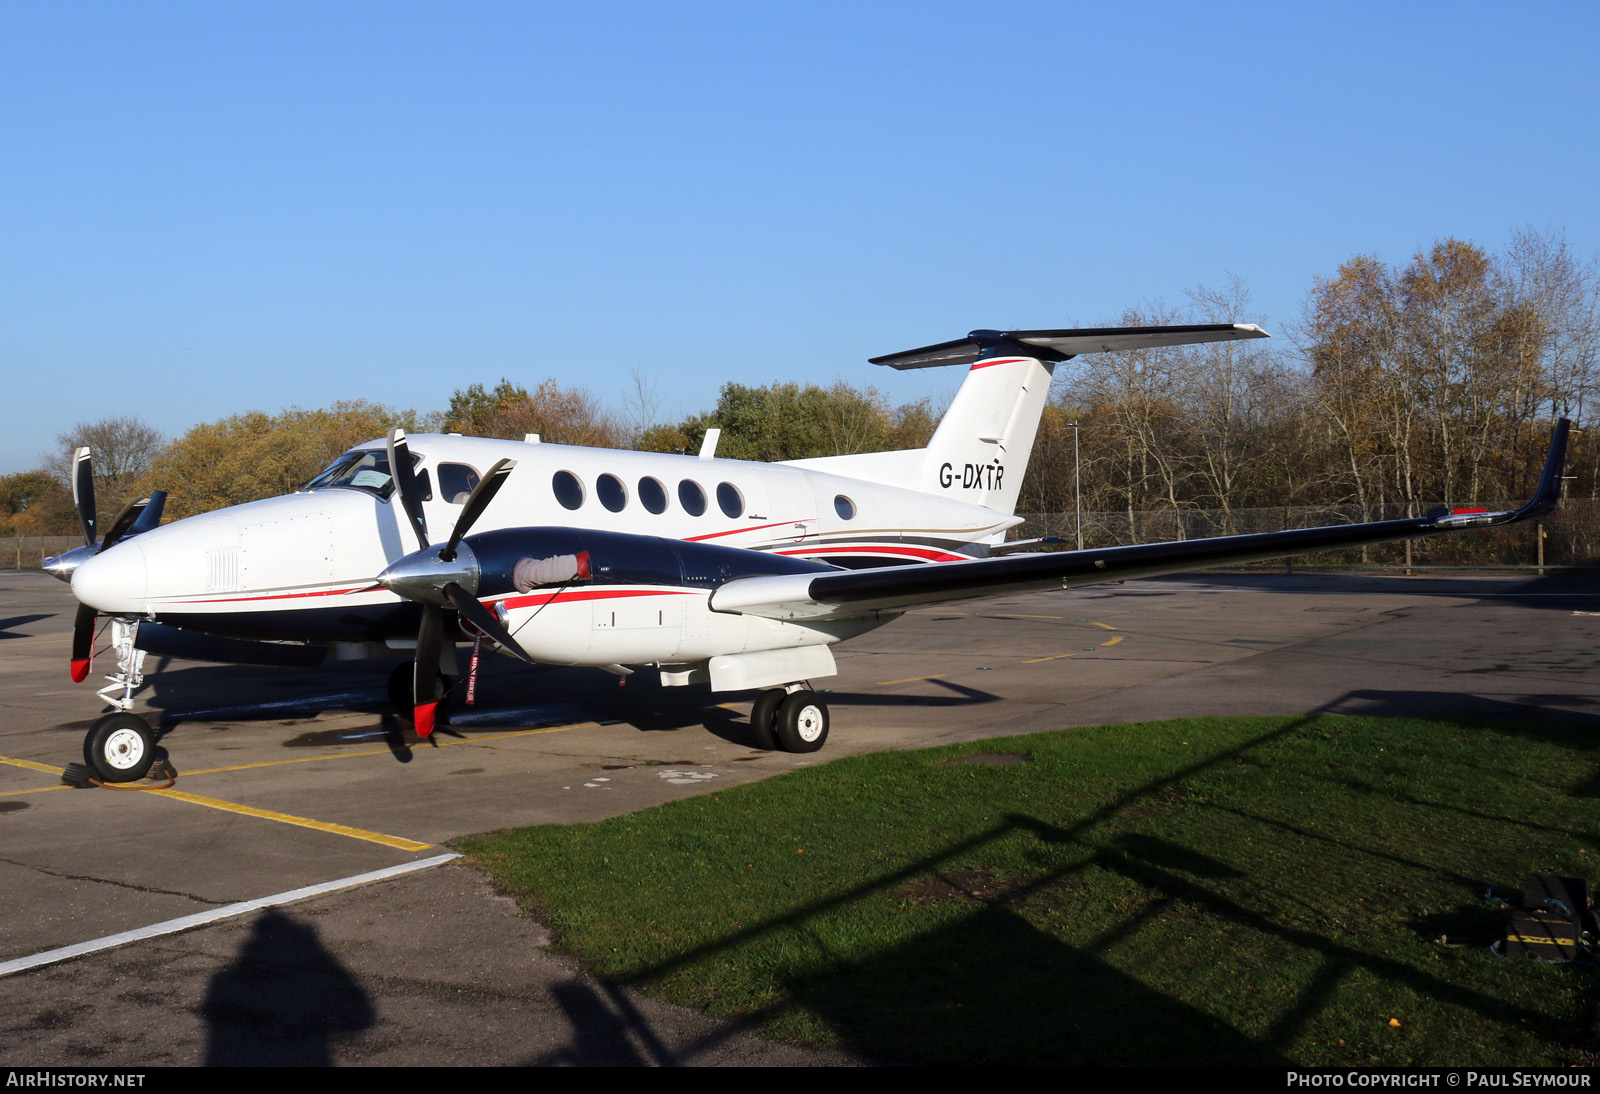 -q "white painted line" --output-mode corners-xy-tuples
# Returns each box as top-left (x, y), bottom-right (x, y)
(0, 852), (461, 979)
